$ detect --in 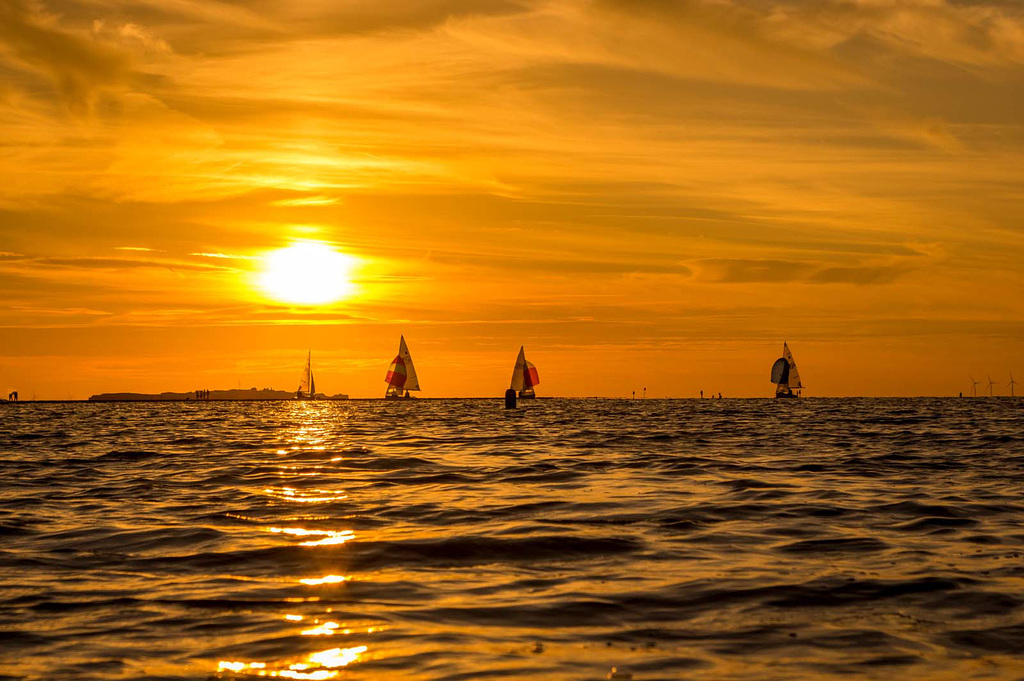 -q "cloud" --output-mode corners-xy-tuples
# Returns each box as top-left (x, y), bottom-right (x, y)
(189, 252), (255, 260)
(264, 0), (531, 39)
(596, 0), (1024, 69)
(697, 258), (913, 285)
(0, 0), (131, 112)
(809, 264), (912, 285)
(445, 0), (868, 92)
(427, 248), (692, 276)
(35, 256), (220, 270)
(269, 195), (341, 207)
(0, 0), (1021, 401)
(697, 258), (807, 283)
(64, 0), (530, 56)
